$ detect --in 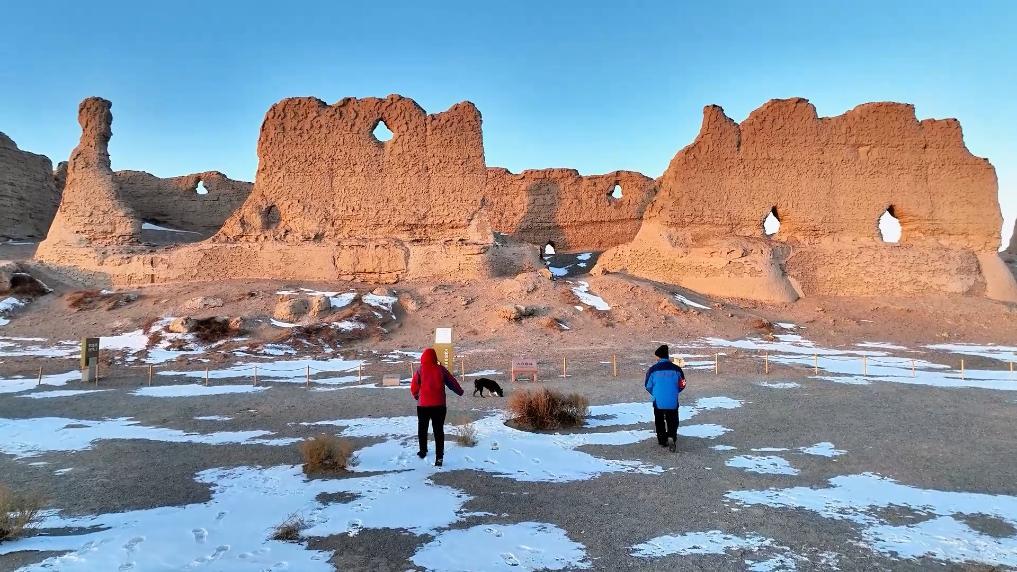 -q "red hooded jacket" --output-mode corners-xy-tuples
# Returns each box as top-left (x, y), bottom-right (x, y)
(411, 348), (464, 407)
